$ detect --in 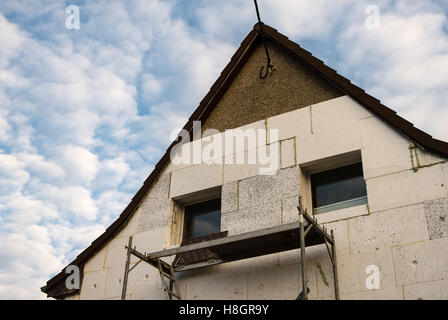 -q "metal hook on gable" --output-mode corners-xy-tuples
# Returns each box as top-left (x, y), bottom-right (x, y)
(259, 58), (273, 79)
(254, 0), (274, 79)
